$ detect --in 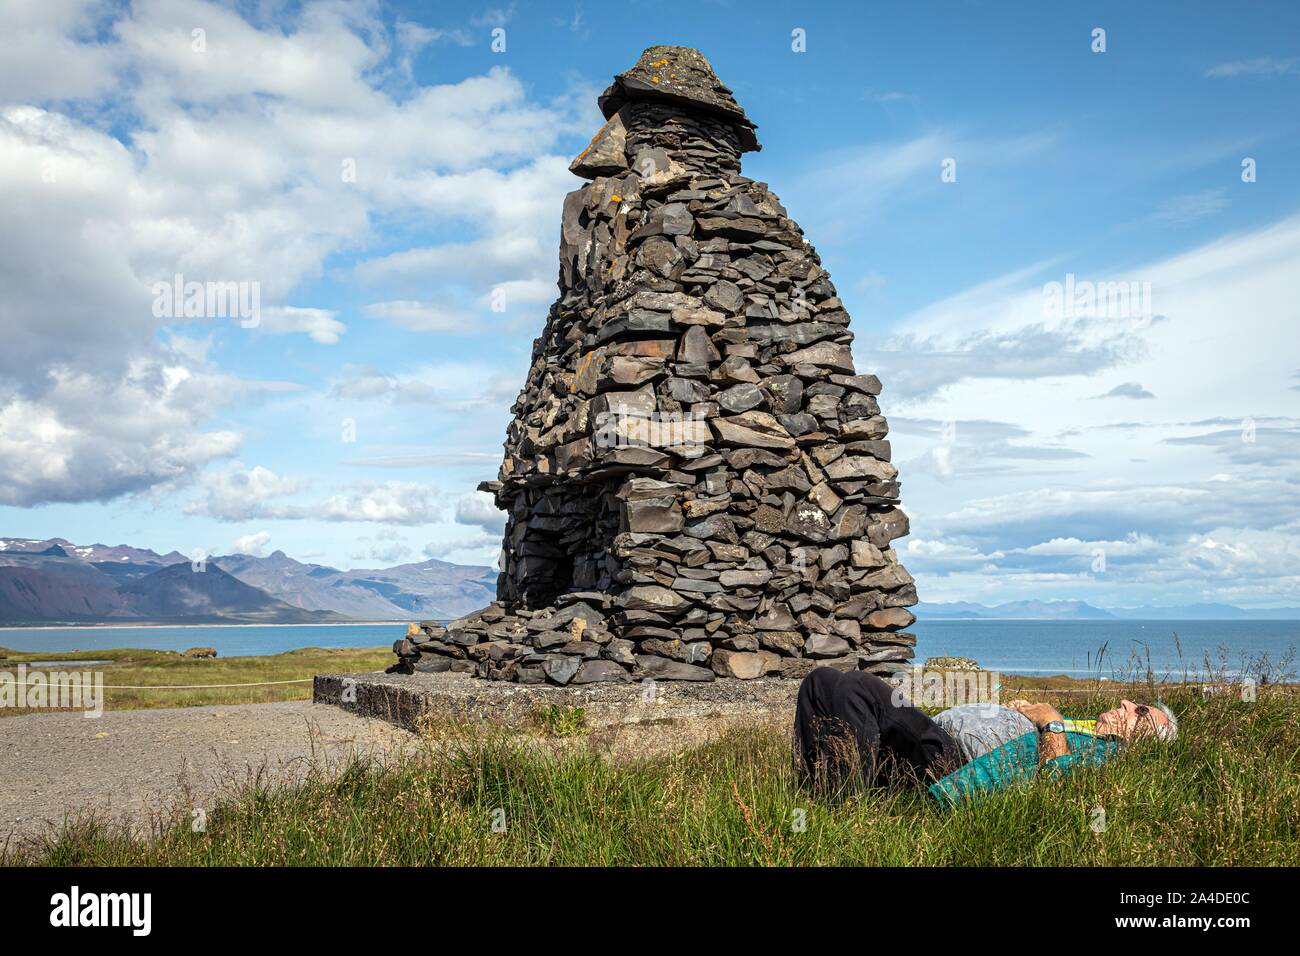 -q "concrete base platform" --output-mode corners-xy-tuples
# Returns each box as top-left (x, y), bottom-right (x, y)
(314, 670), (802, 733)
